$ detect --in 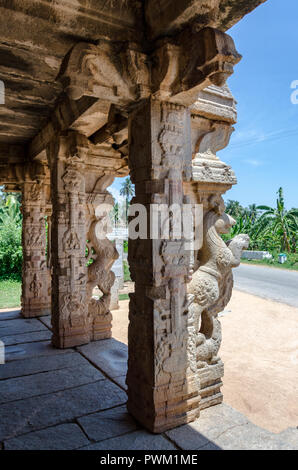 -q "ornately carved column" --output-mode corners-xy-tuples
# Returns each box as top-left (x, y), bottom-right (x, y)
(127, 98), (200, 432)
(21, 177), (51, 318)
(47, 131), (89, 348)
(186, 85), (249, 409)
(85, 174), (119, 341)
